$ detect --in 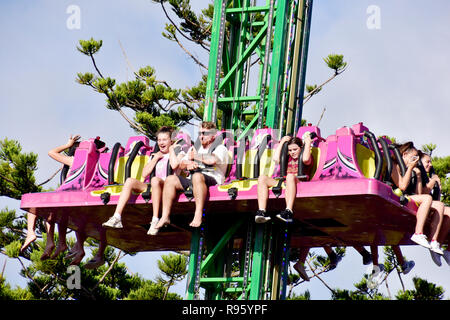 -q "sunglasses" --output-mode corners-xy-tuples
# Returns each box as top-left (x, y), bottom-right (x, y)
(199, 130), (214, 136)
